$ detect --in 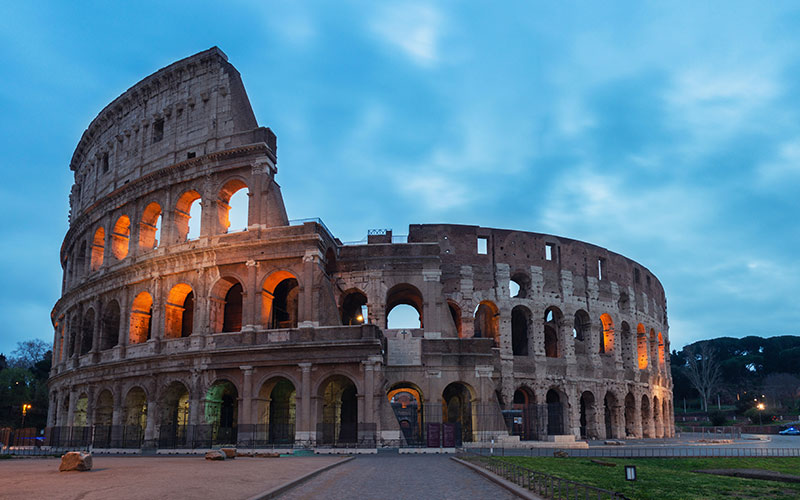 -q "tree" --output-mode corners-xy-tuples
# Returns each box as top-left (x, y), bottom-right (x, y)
(684, 343), (722, 412)
(9, 339), (50, 369)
